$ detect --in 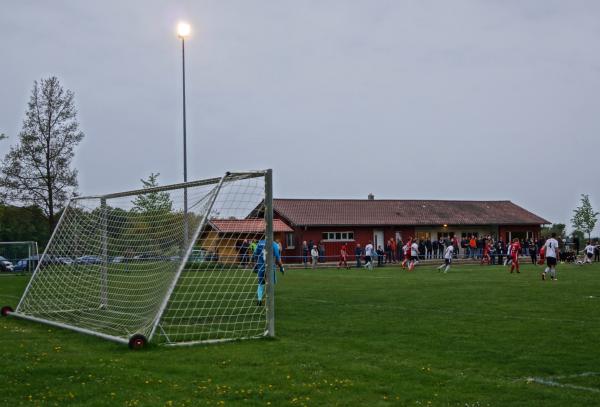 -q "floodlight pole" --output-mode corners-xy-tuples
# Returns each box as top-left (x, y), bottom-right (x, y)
(181, 36), (189, 246)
